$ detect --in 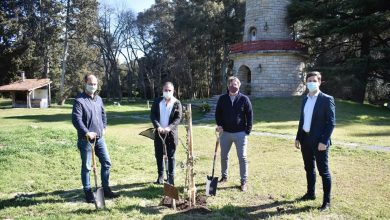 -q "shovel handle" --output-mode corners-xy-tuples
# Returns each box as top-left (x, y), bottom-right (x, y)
(214, 131), (221, 154)
(158, 132), (170, 179)
(211, 131), (221, 178)
(87, 137), (98, 189)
